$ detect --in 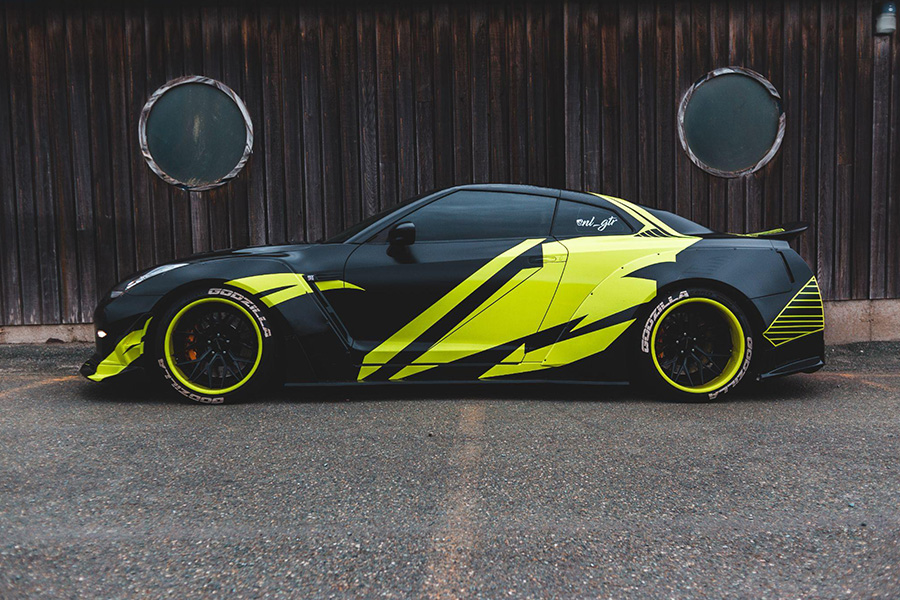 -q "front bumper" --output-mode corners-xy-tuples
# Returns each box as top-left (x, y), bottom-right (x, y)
(80, 292), (159, 383)
(80, 315), (153, 382)
(80, 351), (145, 381)
(80, 352), (102, 379)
